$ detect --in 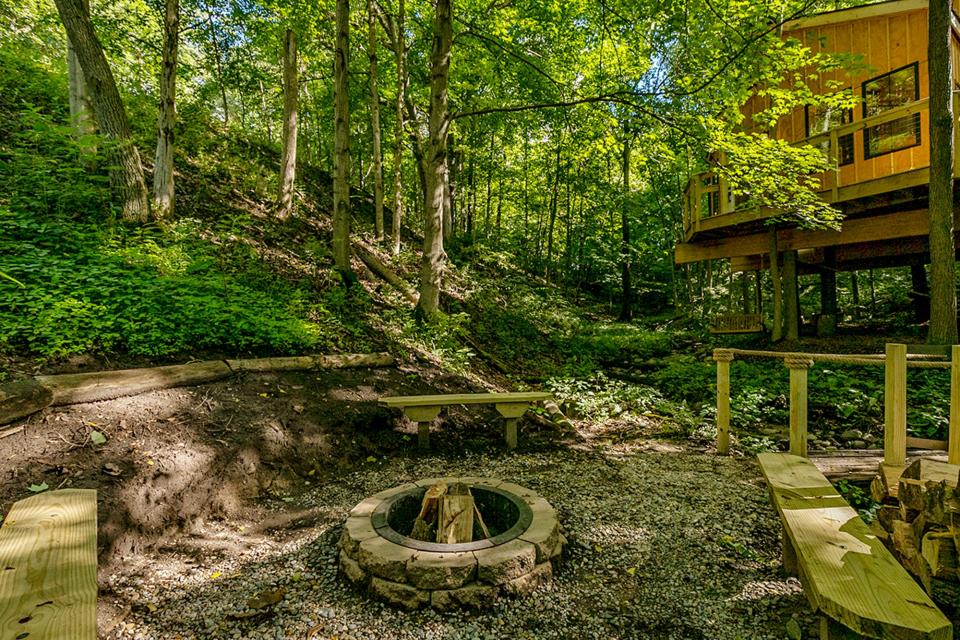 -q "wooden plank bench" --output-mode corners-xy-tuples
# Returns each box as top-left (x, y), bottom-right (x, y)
(757, 453), (952, 640)
(380, 392), (552, 450)
(0, 489), (98, 640)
